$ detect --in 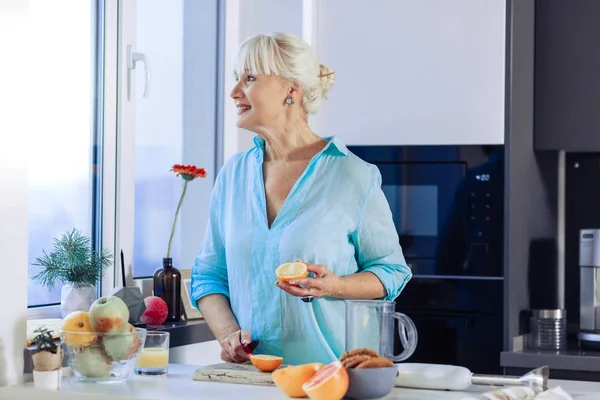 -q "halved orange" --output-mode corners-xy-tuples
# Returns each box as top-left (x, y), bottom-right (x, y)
(302, 360), (349, 400)
(275, 262), (308, 283)
(250, 354), (284, 372)
(272, 363), (323, 398)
